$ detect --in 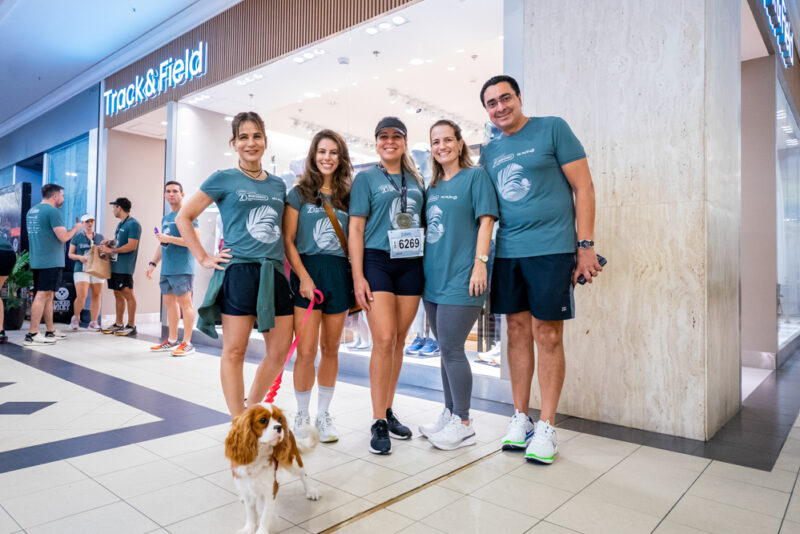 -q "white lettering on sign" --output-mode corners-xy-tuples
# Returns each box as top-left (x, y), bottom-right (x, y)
(103, 41), (208, 117)
(764, 0), (794, 67)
